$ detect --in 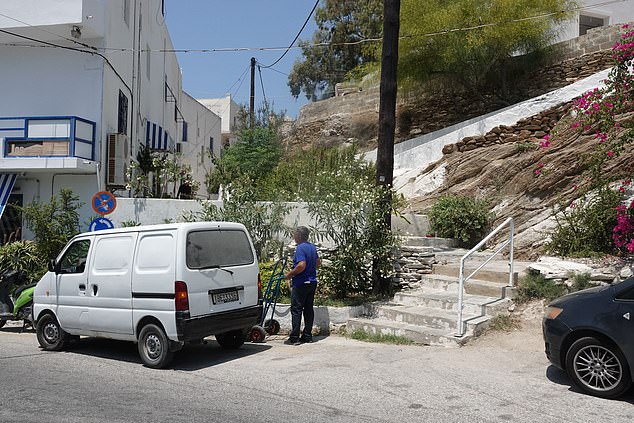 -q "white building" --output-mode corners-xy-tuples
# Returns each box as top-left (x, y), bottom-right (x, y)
(0, 0), (219, 241)
(557, 0), (634, 41)
(198, 95), (241, 148)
